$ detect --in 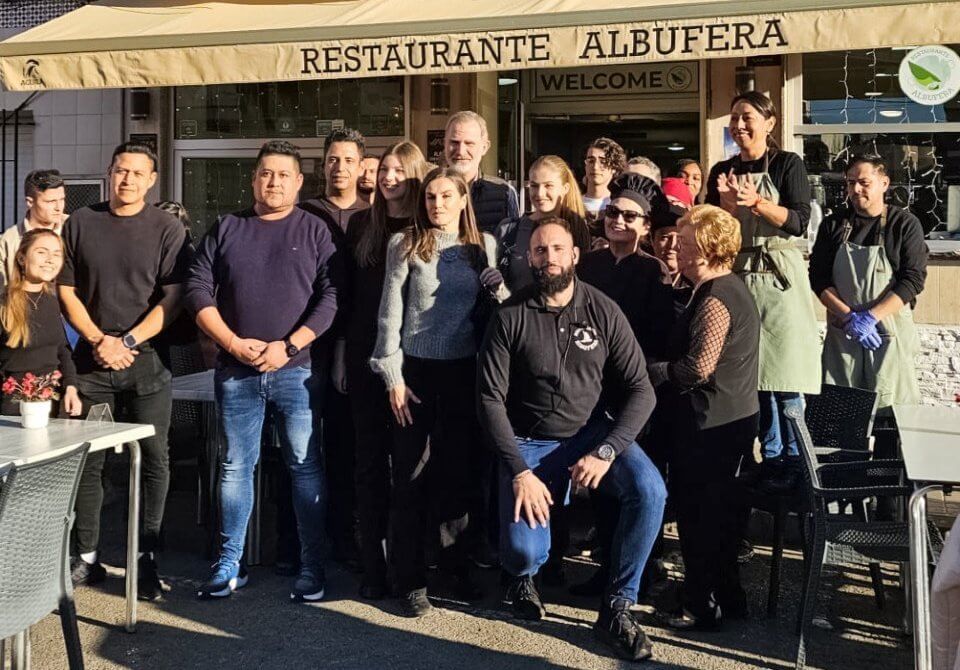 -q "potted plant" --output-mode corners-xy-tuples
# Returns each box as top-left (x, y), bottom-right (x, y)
(2, 371), (61, 429)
